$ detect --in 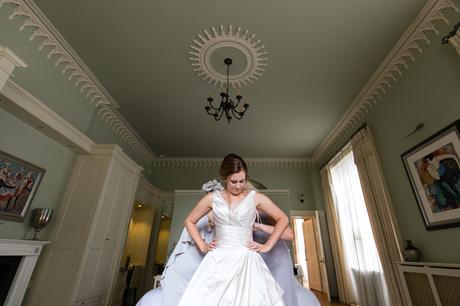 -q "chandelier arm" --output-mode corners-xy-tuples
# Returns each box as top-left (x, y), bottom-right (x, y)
(231, 107), (243, 119)
(233, 98), (241, 109)
(215, 108), (224, 121)
(207, 100), (222, 111)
